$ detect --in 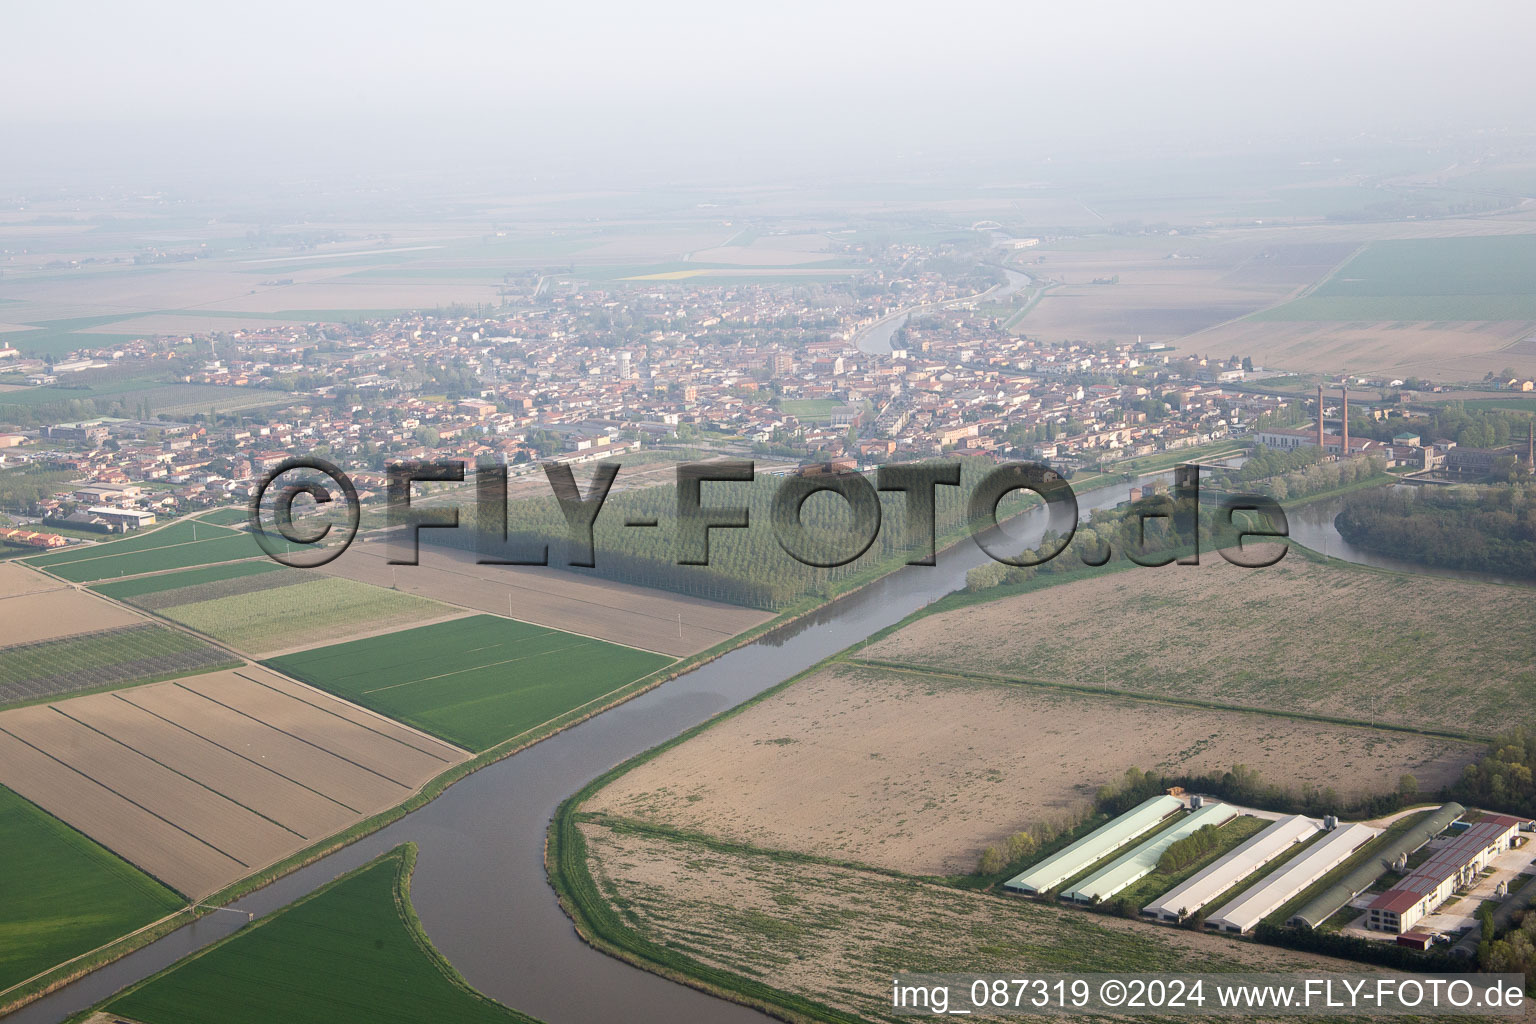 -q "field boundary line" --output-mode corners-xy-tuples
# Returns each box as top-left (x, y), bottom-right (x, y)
(840, 656), (1489, 743)
(111, 691), (363, 814)
(0, 723), (250, 868)
(232, 668), (460, 762)
(169, 679), (418, 790)
(335, 544), (735, 656)
(46, 704), (307, 841)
